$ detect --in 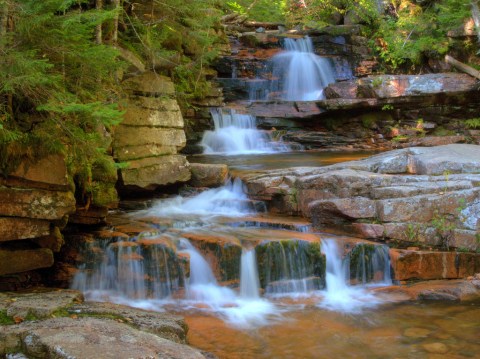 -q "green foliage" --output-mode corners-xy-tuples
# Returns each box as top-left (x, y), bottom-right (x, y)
(0, 0), (124, 206)
(226, 0), (287, 22)
(373, 0), (471, 71)
(121, 0), (224, 102)
(297, 0), (379, 28)
(0, 310), (15, 325)
(465, 118), (480, 129)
